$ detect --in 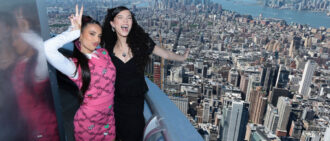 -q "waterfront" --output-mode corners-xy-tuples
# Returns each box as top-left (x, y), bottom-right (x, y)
(213, 0), (330, 28)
